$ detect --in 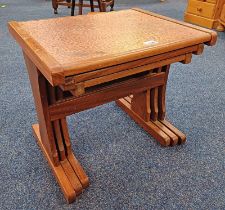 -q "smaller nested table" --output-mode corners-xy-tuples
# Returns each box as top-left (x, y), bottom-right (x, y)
(8, 9), (217, 203)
